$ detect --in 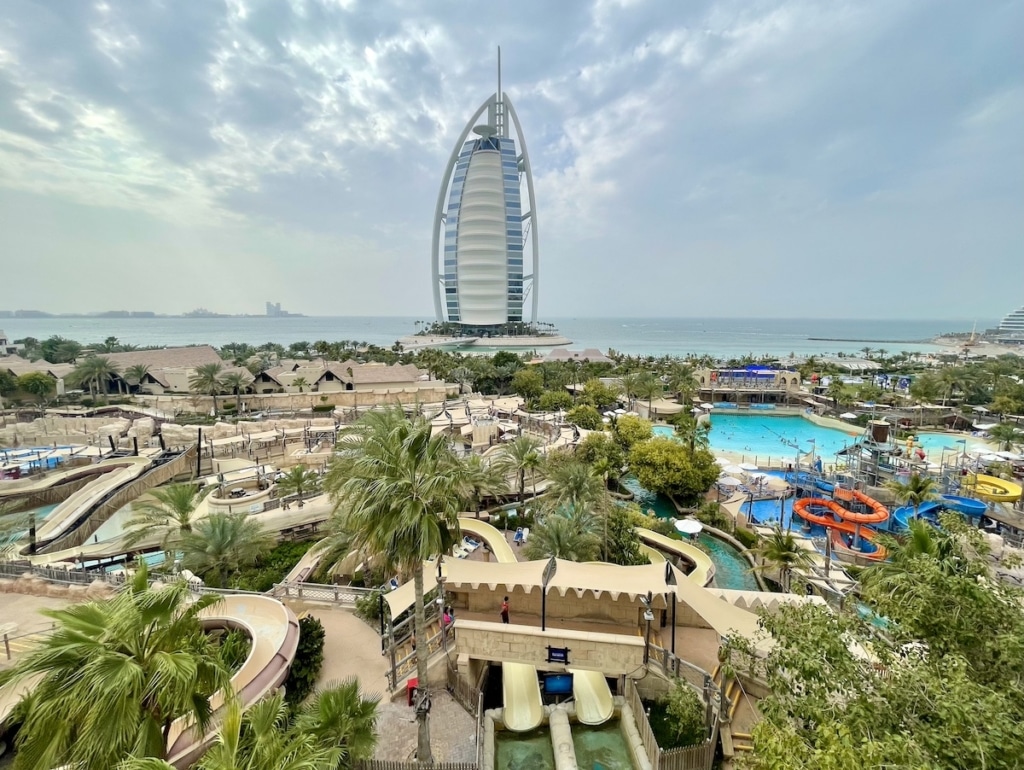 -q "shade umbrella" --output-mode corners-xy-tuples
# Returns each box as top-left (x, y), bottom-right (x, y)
(839, 412), (857, 420)
(739, 462), (759, 472)
(996, 451), (1022, 460)
(700, 402), (715, 410)
(714, 457), (730, 466)
(718, 476), (743, 487)
(674, 519), (703, 535)
(614, 408), (627, 415)
(723, 464), (746, 475)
